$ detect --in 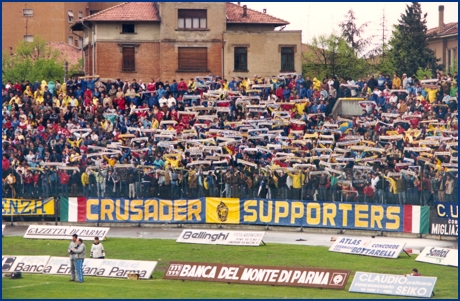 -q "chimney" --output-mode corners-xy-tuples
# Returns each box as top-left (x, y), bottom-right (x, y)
(237, 2), (240, 6)
(263, 8), (266, 14)
(439, 5), (445, 33)
(243, 5), (247, 17)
